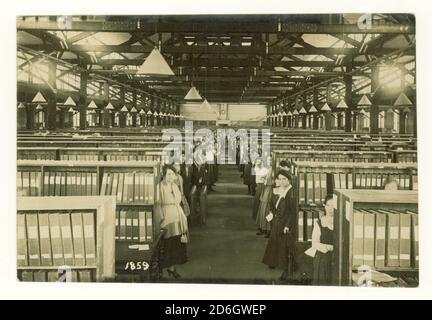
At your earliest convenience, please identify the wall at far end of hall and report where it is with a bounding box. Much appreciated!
[180,103,267,126]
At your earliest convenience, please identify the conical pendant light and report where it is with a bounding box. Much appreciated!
[277,111,283,116]
[184,85,203,100]
[293,109,299,115]
[147,110,153,115]
[287,111,293,116]
[120,105,129,112]
[32,91,46,104]
[137,48,174,76]
[357,94,372,108]
[35,104,44,110]
[321,103,331,111]
[394,92,413,107]
[360,109,367,115]
[105,102,115,110]
[63,96,76,107]
[88,100,98,109]
[200,98,212,110]
[309,105,318,113]
[336,99,348,109]
[68,107,75,113]
[17,102,25,109]
[282,111,287,116]
[299,107,307,114]
[130,107,138,113]
[139,109,145,115]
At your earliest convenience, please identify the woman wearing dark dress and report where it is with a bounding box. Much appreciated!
[158,165,189,279]
[262,170,297,281]
[310,195,335,286]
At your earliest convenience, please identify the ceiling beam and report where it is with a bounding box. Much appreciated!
[63,58,368,68]
[17,20,415,34]
[24,44,416,56]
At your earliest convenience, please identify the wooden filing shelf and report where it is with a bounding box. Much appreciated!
[332,190,418,286]
[17,196,117,282]
[18,147,166,162]
[16,160,161,200]
[17,140,180,148]
[272,150,392,165]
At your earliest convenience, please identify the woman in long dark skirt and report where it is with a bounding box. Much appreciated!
[310,195,335,286]
[243,160,252,194]
[159,165,189,279]
[262,170,297,281]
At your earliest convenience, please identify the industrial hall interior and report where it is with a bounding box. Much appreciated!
[16,14,418,287]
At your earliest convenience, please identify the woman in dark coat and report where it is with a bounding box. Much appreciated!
[309,195,335,286]
[243,160,252,194]
[262,170,297,281]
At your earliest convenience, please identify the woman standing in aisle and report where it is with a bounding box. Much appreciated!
[307,195,335,286]
[243,159,253,195]
[262,170,297,281]
[252,157,269,220]
[158,165,189,279]
[255,158,274,237]
[173,163,191,218]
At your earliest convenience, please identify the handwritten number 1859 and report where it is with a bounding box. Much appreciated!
[124,261,150,271]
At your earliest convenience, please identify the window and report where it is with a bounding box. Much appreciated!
[73,112,80,127]
[379,66,401,89]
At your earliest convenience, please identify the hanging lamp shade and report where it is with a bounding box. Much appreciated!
[105,102,115,110]
[403,106,411,113]
[120,105,129,112]
[293,109,299,115]
[277,111,282,116]
[336,99,348,109]
[63,96,76,107]
[35,104,44,110]
[394,92,413,107]
[147,110,153,115]
[321,103,332,111]
[360,109,367,115]
[139,109,146,115]
[136,48,174,76]
[299,107,307,114]
[87,100,98,109]
[32,91,46,104]
[309,105,318,113]
[200,98,212,110]
[287,111,293,116]
[357,94,372,108]
[17,103,25,109]
[68,107,75,113]
[130,107,138,113]
[282,111,287,116]
[87,109,96,114]
[87,100,98,110]
[184,86,203,100]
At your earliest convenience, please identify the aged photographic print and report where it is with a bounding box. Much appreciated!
[16,14,417,287]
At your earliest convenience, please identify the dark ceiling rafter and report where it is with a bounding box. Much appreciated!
[17,15,415,104]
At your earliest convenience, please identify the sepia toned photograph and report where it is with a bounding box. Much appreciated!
[16,13,418,288]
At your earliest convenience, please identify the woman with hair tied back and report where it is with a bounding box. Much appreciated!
[305,194,335,286]
[158,165,189,279]
[262,170,297,282]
